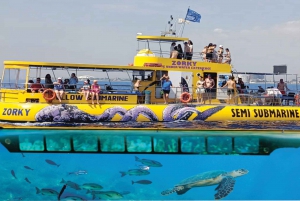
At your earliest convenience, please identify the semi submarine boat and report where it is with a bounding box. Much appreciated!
[0,33,299,127]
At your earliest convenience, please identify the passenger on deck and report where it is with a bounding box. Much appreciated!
[204,74,215,104]
[81,81,91,101]
[258,86,265,93]
[44,74,54,89]
[238,78,246,93]
[53,77,65,103]
[160,74,173,104]
[64,79,70,90]
[196,76,205,104]
[183,42,188,59]
[30,78,44,93]
[134,79,142,91]
[212,44,217,62]
[221,76,236,104]
[27,80,34,92]
[201,46,208,62]
[177,44,183,59]
[186,40,193,60]
[69,73,78,89]
[224,48,231,64]
[91,80,101,104]
[105,84,114,93]
[206,43,214,62]
[171,46,179,59]
[170,42,176,58]
[277,79,289,95]
[218,45,224,63]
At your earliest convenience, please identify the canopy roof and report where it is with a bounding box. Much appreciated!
[137,35,189,42]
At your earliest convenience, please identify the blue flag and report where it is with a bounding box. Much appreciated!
[185,8,201,23]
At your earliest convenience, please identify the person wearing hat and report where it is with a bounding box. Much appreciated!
[81,80,91,101]
[53,77,65,103]
[218,45,224,63]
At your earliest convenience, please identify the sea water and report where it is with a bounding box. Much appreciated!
[0,129,300,200]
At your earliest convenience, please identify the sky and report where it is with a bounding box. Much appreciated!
[1,0,300,75]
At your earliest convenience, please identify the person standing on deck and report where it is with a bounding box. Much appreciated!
[69,73,78,90]
[277,79,289,95]
[160,75,173,104]
[204,74,215,104]
[170,42,176,58]
[221,76,236,104]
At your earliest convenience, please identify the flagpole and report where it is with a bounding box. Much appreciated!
[180,6,190,37]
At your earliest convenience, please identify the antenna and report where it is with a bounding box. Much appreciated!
[161,15,176,36]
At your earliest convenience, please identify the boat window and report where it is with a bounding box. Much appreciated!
[234,137,259,154]
[156,71,168,82]
[1,68,27,89]
[45,135,71,151]
[126,136,152,152]
[181,137,206,153]
[153,136,178,152]
[132,71,154,81]
[19,135,44,151]
[100,135,125,152]
[207,136,232,154]
[73,135,98,152]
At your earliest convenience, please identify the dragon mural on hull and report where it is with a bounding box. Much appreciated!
[35,104,225,122]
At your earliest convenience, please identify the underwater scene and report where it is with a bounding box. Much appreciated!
[0,129,300,200]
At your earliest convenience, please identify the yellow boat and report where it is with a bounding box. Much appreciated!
[0,34,299,125]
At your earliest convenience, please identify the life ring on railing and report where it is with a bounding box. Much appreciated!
[295,94,300,106]
[43,89,56,103]
[180,92,192,103]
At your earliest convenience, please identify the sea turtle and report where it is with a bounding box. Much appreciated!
[161,169,248,200]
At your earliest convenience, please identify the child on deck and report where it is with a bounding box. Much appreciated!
[81,81,91,101]
[91,80,101,104]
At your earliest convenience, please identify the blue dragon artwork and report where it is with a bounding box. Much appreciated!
[35,104,225,122]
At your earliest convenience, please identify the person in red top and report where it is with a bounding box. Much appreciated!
[30,78,44,93]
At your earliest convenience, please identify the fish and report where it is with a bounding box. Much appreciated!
[60,196,86,201]
[60,178,81,190]
[11,170,17,179]
[135,156,162,167]
[24,166,34,170]
[120,169,150,177]
[132,180,152,185]
[68,170,87,175]
[136,164,150,171]
[45,159,60,167]
[21,153,25,157]
[91,191,123,200]
[58,184,67,200]
[81,183,103,191]
[35,187,59,196]
[24,178,31,184]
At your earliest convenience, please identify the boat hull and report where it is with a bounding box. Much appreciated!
[0,103,299,123]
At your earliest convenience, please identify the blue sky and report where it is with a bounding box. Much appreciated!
[1,0,300,74]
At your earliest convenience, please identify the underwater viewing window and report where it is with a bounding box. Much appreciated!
[207,136,232,154]
[19,135,44,151]
[153,136,178,153]
[181,137,206,153]
[100,135,125,152]
[2,130,300,155]
[46,135,71,151]
[234,136,259,154]
[73,134,98,152]
[126,136,152,152]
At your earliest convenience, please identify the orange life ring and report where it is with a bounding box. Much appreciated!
[180,92,191,103]
[43,89,56,103]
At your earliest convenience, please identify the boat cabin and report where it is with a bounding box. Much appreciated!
[0,36,232,104]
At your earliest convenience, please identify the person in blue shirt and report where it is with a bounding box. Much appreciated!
[160,74,173,104]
